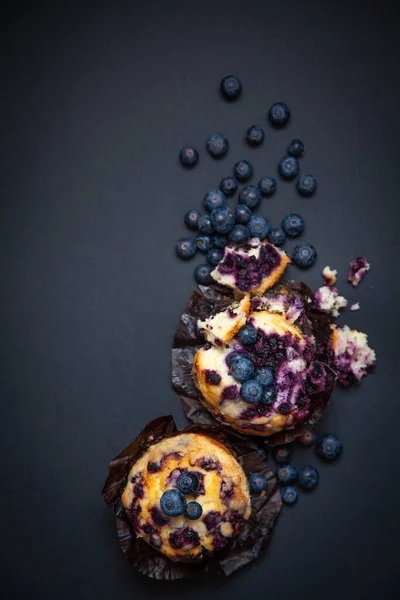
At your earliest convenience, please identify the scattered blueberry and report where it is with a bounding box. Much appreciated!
[272,445,292,465]
[229,356,255,382]
[239,324,258,345]
[249,472,268,492]
[203,189,226,212]
[292,243,317,269]
[227,350,249,366]
[211,206,235,234]
[186,501,203,520]
[268,102,291,127]
[281,486,298,505]
[248,215,271,240]
[255,367,274,387]
[297,174,317,196]
[282,213,305,237]
[180,146,199,167]
[241,379,263,403]
[234,160,253,182]
[267,227,286,247]
[276,464,298,486]
[194,264,213,285]
[238,185,261,208]
[220,176,238,197]
[220,75,242,99]
[198,213,215,235]
[287,139,304,157]
[258,176,277,197]
[176,237,197,259]
[246,125,265,146]
[177,472,200,495]
[257,447,268,462]
[235,204,252,224]
[207,134,229,158]
[262,386,276,405]
[298,427,317,447]
[207,247,224,266]
[278,156,299,180]
[213,234,228,249]
[184,209,201,230]
[316,434,343,461]
[298,466,319,490]
[160,489,186,517]
[228,224,250,245]
[196,235,213,253]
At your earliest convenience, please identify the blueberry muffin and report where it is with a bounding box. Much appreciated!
[121,432,251,562]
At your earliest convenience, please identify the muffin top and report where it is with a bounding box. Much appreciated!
[121,432,251,562]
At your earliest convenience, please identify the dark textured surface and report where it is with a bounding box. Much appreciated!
[1,0,399,598]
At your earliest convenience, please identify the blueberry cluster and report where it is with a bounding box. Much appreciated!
[160,472,203,520]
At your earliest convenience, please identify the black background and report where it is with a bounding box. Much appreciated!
[1,1,399,598]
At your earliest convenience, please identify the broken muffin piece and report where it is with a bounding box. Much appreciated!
[197,294,250,346]
[330,324,376,386]
[348,256,370,287]
[313,286,348,317]
[322,266,337,287]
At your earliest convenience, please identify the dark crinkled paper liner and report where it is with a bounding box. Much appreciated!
[172,281,337,446]
[102,415,282,580]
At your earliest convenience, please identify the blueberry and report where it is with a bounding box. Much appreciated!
[297,174,317,196]
[211,206,235,234]
[278,156,299,180]
[196,235,213,253]
[258,177,277,197]
[198,214,215,235]
[249,472,268,492]
[238,185,261,209]
[267,227,286,247]
[255,367,274,387]
[184,209,201,230]
[276,464,298,486]
[239,324,258,345]
[227,350,249,366]
[220,176,238,197]
[228,224,250,244]
[316,433,343,461]
[281,486,298,505]
[203,189,226,212]
[207,134,229,158]
[207,247,224,266]
[287,139,304,157]
[268,102,291,127]
[272,445,292,465]
[298,466,319,490]
[262,386,276,405]
[234,160,253,182]
[246,125,265,146]
[186,501,203,520]
[177,472,200,495]
[180,146,199,167]
[194,264,213,285]
[248,215,271,240]
[160,489,186,516]
[298,427,317,447]
[257,447,268,462]
[176,237,197,259]
[220,75,242,99]
[235,204,252,224]
[230,356,254,382]
[213,234,228,249]
[292,243,317,268]
[241,379,263,403]
[282,213,305,237]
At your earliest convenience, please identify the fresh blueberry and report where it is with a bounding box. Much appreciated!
[267,227,286,247]
[207,247,224,266]
[298,427,317,447]
[249,472,268,492]
[282,213,305,237]
[234,160,253,182]
[229,356,255,382]
[227,350,249,366]
[241,379,263,403]
[281,486,298,505]
[297,174,317,196]
[316,434,343,461]
[185,501,203,520]
[203,189,226,212]
[177,472,200,495]
[213,234,228,249]
[257,447,268,462]
[287,139,304,157]
[198,213,215,235]
[211,206,235,234]
[176,237,197,259]
[268,102,291,127]
[194,264,213,285]
[272,445,292,465]
[262,386,276,405]
[255,367,274,387]
[246,125,265,146]
[278,156,299,180]
[207,134,229,158]
[238,185,261,208]
[220,176,238,197]
[160,489,186,516]
[220,75,242,100]
[276,464,298,486]
[180,146,199,167]
[248,215,271,240]
[258,176,277,197]
[298,466,319,490]
[228,224,250,244]
[196,235,213,253]
[292,243,317,268]
[239,324,258,345]
[184,209,201,230]
[235,204,252,224]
